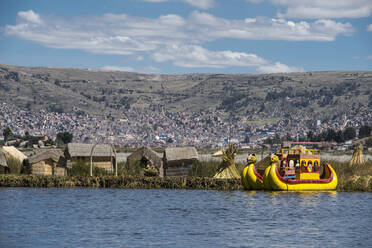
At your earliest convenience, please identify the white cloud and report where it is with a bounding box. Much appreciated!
[367,55,372,60]
[17,10,42,24]
[5,10,353,56]
[257,62,303,73]
[5,10,353,72]
[367,24,372,32]
[352,56,360,59]
[101,65,162,74]
[152,44,303,73]
[142,0,215,9]
[101,66,135,72]
[188,11,353,41]
[272,0,372,19]
[143,66,162,73]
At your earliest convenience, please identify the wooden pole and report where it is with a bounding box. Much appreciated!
[111,144,118,176]
[89,143,98,177]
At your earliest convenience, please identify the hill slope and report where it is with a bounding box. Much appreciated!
[0,64,371,125]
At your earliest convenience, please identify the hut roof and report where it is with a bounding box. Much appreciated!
[66,143,114,157]
[127,147,162,168]
[28,149,63,164]
[1,146,27,163]
[164,147,198,162]
[0,150,8,167]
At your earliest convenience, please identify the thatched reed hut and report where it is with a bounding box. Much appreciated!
[64,143,115,172]
[127,147,164,176]
[0,146,26,174]
[0,150,7,167]
[27,149,66,176]
[1,146,27,164]
[163,147,198,177]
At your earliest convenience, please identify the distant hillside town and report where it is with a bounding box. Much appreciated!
[1,102,371,149]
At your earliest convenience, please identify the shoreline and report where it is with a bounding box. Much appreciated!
[0,175,243,190]
[1,175,371,192]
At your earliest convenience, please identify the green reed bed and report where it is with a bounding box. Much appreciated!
[67,162,109,177]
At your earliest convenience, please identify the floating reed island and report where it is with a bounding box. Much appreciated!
[1,144,371,191]
[0,175,243,190]
[0,158,372,191]
[0,169,371,191]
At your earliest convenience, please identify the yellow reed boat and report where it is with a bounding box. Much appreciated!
[242,154,264,190]
[243,147,337,191]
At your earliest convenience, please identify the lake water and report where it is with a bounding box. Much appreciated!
[1,188,371,248]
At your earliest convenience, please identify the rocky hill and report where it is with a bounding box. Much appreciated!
[0,63,371,125]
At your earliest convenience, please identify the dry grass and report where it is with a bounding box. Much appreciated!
[5,156,22,174]
[324,159,372,191]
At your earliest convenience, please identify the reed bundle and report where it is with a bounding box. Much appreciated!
[349,144,365,166]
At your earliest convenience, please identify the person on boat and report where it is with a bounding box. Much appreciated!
[295,160,300,172]
[308,161,312,172]
[301,160,307,172]
[314,161,319,172]
[280,159,286,171]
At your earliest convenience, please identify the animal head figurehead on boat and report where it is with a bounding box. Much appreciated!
[270,154,279,164]
[247,153,257,164]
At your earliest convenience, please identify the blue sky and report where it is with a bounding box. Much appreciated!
[0,0,371,74]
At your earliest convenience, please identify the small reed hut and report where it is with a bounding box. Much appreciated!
[64,143,115,172]
[127,147,164,177]
[1,146,27,164]
[27,149,66,176]
[0,146,27,174]
[163,147,198,177]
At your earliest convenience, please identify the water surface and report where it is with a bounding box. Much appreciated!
[0,188,371,248]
